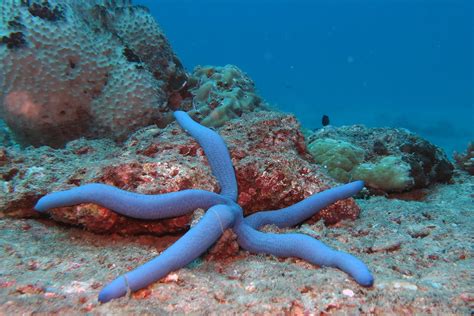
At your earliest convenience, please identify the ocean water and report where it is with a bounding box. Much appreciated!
[136,0,473,156]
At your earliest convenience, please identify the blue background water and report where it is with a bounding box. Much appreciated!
[136,0,473,156]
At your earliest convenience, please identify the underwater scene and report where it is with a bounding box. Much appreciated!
[0,0,472,314]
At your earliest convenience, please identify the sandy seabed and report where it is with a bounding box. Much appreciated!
[0,173,472,315]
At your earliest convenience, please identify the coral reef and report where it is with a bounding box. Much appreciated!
[307,125,454,193]
[453,142,474,175]
[0,0,186,147]
[178,65,268,127]
[0,111,359,235]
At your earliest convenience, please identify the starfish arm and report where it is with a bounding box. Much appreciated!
[34,183,228,219]
[235,221,374,287]
[174,111,238,202]
[245,180,365,229]
[98,203,236,303]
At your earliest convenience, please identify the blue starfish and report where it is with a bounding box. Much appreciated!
[35,111,374,303]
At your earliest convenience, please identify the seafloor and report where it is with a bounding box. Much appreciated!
[0,172,472,314]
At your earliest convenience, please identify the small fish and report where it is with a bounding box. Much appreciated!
[322,115,330,126]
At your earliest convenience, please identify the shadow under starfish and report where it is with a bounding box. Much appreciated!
[35,111,374,303]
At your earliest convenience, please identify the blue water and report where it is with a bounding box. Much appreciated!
[136,0,473,156]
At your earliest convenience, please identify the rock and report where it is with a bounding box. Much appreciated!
[453,142,474,175]
[307,125,454,193]
[0,111,361,234]
[222,111,360,224]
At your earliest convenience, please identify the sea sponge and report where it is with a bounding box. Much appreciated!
[0,0,185,147]
[307,138,365,182]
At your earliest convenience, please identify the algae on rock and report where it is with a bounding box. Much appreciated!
[306,125,453,193]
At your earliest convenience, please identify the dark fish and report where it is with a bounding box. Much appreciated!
[322,115,330,126]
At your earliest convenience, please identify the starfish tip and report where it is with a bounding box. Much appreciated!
[98,277,128,303]
[34,197,48,212]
